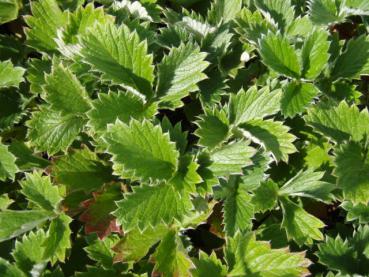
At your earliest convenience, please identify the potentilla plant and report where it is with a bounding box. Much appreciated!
[0,0,369,276]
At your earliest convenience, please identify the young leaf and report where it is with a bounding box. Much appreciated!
[0,141,18,181]
[240,119,297,162]
[281,82,319,118]
[341,201,369,224]
[156,43,209,109]
[84,235,119,268]
[80,22,154,98]
[0,60,25,89]
[259,32,301,78]
[87,91,157,133]
[226,232,311,276]
[152,229,194,277]
[0,210,52,242]
[228,87,282,125]
[281,198,325,246]
[103,119,179,182]
[20,171,62,212]
[334,141,369,204]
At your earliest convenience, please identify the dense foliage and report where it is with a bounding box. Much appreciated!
[1,0,369,276]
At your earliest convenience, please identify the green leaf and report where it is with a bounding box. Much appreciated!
[209,140,256,177]
[207,0,242,24]
[0,194,14,210]
[20,171,62,212]
[259,32,301,78]
[27,56,52,95]
[75,267,116,277]
[85,235,119,268]
[305,101,369,143]
[0,89,24,131]
[161,116,188,154]
[240,119,297,162]
[251,180,279,212]
[0,0,20,24]
[52,147,113,193]
[153,229,193,277]
[228,87,282,125]
[87,91,157,133]
[12,230,48,275]
[0,141,18,181]
[341,201,369,224]
[221,176,254,236]
[301,29,330,79]
[0,210,52,242]
[103,119,179,182]
[113,183,192,231]
[195,108,229,149]
[308,0,344,25]
[0,60,25,89]
[0,258,27,277]
[112,225,167,262]
[226,232,311,276]
[334,141,369,204]
[255,0,295,32]
[43,62,91,115]
[192,252,227,277]
[156,43,208,109]
[24,0,67,52]
[43,214,72,263]
[281,82,319,118]
[281,198,325,246]
[279,170,335,202]
[80,22,154,99]
[331,35,369,79]
[26,107,85,155]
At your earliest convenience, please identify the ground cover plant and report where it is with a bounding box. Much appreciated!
[1,0,369,276]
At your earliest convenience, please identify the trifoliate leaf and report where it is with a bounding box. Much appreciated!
[281,198,325,246]
[113,183,192,231]
[228,87,282,125]
[281,81,319,118]
[12,230,48,276]
[279,170,335,203]
[240,119,297,162]
[207,0,242,24]
[43,62,91,115]
[156,43,208,109]
[317,226,369,275]
[192,252,227,277]
[103,119,179,182]
[301,29,330,79]
[24,0,67,52]
[251,180,279,212]
[87,91,157,133]
[308,0,344,25]
[254,0,295,32]
[52,147,113,193]
[85,234,119,268]
[209,140,256,177]
[152,229,193,277]
[20,171,62,212]
[0,0,20,24]
[26,107,85,155]
[0,60,25,89]
[226,232,311,276]
[43,214,72,263]
[80,22,154,98]
[259,32,301,78]
[113,225,167,262]
[305,101,369,143]
[195,108,229,149]
[331,35,369,79]
[341,201,369,224]
[0,141,18,181]
[334,141,369,204]
[0,210,53,242]
[221,176,254,236]
[0,258,27,277]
